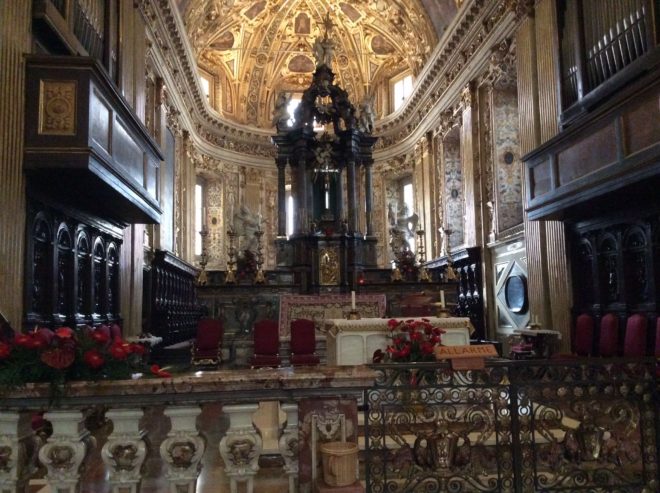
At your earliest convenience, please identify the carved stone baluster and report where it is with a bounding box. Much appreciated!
[38,410,91,493]
[0,411,35,492]
[219,404,263,493]
[159,406,205,493]
[101,409,147,493]
[278,403,299,493]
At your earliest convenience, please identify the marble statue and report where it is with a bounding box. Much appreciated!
[271,92,291,130]
[356,95,375,134]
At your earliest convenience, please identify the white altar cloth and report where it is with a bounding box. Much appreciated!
[324,316,474,365]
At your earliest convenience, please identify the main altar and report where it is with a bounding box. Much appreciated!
[271,16,378,292]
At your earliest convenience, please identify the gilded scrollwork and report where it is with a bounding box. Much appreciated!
[38,80,77,136]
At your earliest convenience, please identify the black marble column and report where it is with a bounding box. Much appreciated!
[276,158,287,237]
[364,160,374,236]
[346,159,358,233]
[335,169,344,224]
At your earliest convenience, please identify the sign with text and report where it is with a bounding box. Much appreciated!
[434,344,498,370]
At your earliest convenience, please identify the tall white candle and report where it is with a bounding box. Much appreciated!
[351,290,356,310]
[440,290,445,308]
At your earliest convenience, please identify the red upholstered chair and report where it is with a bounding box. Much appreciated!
[250,319,281,368]
[574,313,595,356]
[110,323,122,342]
[622,314,647,357]
[191,319,223,366]
[95,324,111,341]
[551,313,594,360]
[598,313,619,357]
[290,318,320,366]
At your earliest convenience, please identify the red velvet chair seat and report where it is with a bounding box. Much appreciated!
[290,318,320,366]
[192,319,223,366]
[623,314,647,357]
[574,313,595,356]
[250,320,281,368]
[552,313,595,360]
[598,313,619,357]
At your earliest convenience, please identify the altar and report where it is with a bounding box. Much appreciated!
[278,294,386,338]
[324,317,474,365]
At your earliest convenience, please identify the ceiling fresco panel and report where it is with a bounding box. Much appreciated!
[178,0,457,129]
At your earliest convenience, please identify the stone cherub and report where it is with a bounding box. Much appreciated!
[271,92,291,131]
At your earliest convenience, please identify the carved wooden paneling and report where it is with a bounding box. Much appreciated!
[570,211,659,319]
[147,250,203,349]
[25,199,123,327]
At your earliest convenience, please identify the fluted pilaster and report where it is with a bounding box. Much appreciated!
[0,1,29,326]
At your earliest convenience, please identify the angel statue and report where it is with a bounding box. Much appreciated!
[312,36,335,68]
[272,92,291,131]
[356,95,376,134]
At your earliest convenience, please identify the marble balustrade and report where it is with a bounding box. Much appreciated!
[0,366,375,493]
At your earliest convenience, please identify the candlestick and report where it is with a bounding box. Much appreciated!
[440,290,445,309]
[351,290,356,310]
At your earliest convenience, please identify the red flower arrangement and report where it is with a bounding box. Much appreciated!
[0,325,167,398]
[373,318,444,363]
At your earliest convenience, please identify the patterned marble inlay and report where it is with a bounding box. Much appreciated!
[493,89,523,232]
[443,133,464,247]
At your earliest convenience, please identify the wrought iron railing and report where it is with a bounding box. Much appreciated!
[365,359,658,492]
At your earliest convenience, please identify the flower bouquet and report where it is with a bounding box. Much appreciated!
[0,325,170,400]
[373,318,445,387]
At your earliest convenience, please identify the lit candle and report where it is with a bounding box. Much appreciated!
[351,290,356,310]
[440,290,445,309]
[202,207,207,228]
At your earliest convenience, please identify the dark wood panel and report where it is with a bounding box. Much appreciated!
[24,197,123,328]
[24,55,163,225]
[623,94,660,155]
[524,69,660,221]
[557,124,617,185]
[146,250,204,350]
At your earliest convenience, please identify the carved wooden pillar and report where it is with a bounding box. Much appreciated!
[364,161,374,236]
[160,406,205,493]
[101,409,147,493]
[277,158,287,237]
[38,411,90,493]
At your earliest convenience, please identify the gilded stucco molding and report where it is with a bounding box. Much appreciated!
[138,0,525,163]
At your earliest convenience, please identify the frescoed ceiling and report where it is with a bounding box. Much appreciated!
[174,0,458,128]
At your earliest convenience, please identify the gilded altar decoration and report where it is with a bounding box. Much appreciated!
[39,80,77,135]
[319,247,339,285]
